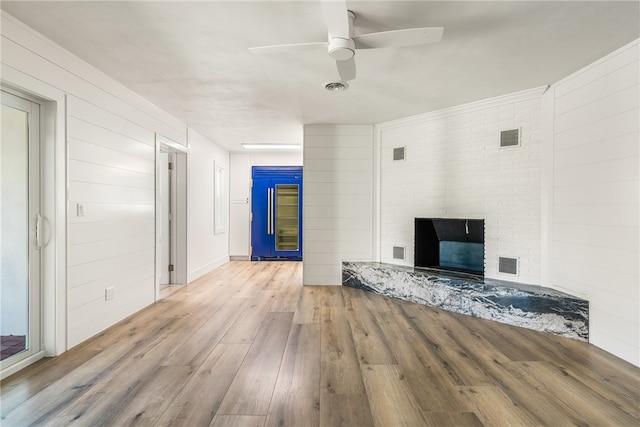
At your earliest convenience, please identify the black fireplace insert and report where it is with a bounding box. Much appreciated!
[414,218,484,274]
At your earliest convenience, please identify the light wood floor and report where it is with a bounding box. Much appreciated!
[1,261,639,426]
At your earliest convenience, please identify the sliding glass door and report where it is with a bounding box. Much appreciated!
[0,91,41,372]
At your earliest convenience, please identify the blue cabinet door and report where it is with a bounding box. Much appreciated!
[251,167,302,260]
[251,176,273,258]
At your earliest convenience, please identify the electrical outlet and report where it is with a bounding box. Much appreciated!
[105,287,115,301]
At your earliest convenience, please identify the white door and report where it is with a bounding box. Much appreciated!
[0,91,42,374]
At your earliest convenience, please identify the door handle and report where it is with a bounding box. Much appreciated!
[267,188,272,235]
[270,187,275,235]
[34,214,51,250]
[35,213,42,249]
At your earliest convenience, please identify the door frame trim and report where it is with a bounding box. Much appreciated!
[0,81,67,379]
[155,134,188,300]
[0,91,41,372]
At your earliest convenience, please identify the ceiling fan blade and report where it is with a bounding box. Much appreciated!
[249,42,327,55]
[354,27,444,49]
[336,57,356,82]
[321,0,350,39]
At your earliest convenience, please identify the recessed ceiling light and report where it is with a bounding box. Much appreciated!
[241,143,301,150]
[324,81,348,91]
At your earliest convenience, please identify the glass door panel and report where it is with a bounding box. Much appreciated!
[0,91,41,370]
[275,184,299,251]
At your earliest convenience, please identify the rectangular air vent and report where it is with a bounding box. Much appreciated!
[499,257,518,275]
[393,146,406,161]
[500,129,520,147]
[392,246,405,260]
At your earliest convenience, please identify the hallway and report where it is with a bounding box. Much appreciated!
[1,261,638,426]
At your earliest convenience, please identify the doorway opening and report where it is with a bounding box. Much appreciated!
[155,136,187,299]
[250,166,303,261]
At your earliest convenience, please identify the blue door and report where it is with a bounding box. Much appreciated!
[251,167,302,260]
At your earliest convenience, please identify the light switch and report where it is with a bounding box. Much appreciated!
[77,203,85,217]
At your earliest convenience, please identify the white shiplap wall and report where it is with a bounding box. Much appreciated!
[0,13,186,146]
[378,89,544,285]
[67,97,157,346]
[303,125,374,285]
[1,11,219,350]
[549,40,639,366]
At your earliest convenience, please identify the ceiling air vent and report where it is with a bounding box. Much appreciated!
[499,257,518,275]
[393,146,406,161]
[392,246,405,260]
[500,129,520,148]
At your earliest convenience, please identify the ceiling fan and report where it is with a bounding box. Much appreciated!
[248,0,444,82]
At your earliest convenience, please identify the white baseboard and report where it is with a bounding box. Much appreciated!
[188,255,230,283]
[1,351,45,380]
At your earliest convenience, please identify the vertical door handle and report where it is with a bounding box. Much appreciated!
[270,187,275,236]
[267,188,272,235]
[35,213,42,249]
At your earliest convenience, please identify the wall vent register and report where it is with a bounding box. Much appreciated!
[499,257,518,275]
[392,246,405,260]
[393,146,406,161]
[500,128,520,147]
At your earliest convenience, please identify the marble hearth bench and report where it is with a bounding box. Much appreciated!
[342,261,588,341]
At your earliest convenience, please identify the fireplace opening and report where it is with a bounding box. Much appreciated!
[414,218,484,275]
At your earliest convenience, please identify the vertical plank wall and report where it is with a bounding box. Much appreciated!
[550,40,639,366]
[303,125,374,285]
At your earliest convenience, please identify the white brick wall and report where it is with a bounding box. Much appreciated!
[548,40,639,366]
[378,88,544,285]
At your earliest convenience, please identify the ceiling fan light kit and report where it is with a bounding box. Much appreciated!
[249,0,443,84]
[328,38,355,61]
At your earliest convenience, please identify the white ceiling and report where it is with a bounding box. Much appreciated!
[2,1,638,152]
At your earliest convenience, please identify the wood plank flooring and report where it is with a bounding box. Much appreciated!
[1,261,639,426]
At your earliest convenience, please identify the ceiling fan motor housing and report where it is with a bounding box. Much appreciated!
[328,37,355,60]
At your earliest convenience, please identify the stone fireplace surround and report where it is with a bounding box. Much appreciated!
[342,262,588,341]
[342,217,588,341]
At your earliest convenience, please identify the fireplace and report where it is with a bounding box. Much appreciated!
[415,218,484,274]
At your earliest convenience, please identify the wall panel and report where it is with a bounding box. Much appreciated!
[2,10,191,350]
[2,13,186,144]
[186,128,230,281]
[550,40,639,366]
[2,10,230,352]
[303,125,374,285]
